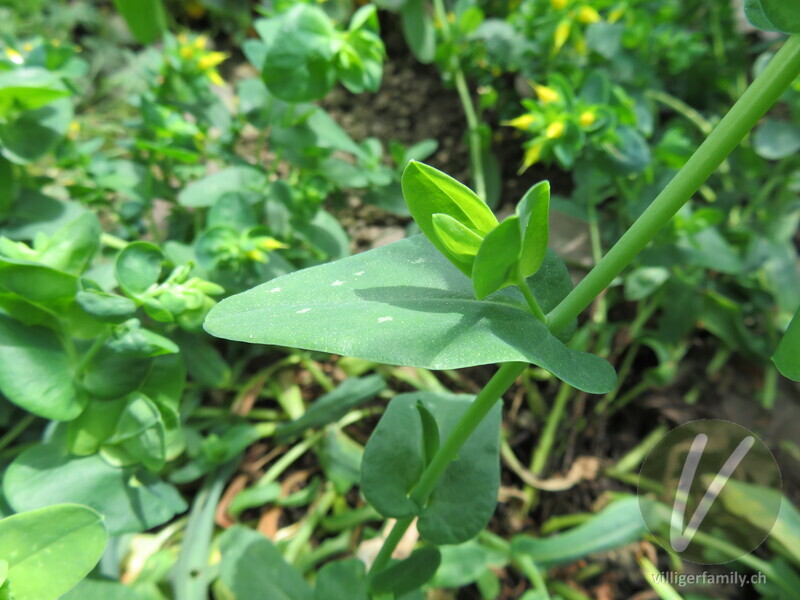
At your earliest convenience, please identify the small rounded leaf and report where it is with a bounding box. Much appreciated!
[431,213,483,275]
[516,181,550,278]
[472,217,522,300]
[115,242,164,297]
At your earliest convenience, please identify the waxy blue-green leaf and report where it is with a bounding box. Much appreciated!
[178,166,267,208]
[744,0,800,33]
[402,161,498,275]
[0,314,82,420]
[0,504,107,600]
[516,181,550,277]
[205,235,613,393]
[361,392,501,545]
[115,242,163,297]
[315,559,368,600]
[4,444,186,535]
[472,217,522,300]
[431,212,482,273]
[773,307,800,381]
[371,546,441,596]
[218,526,313,600]
[511,497,664,568]
[262,4,337,103]
[112,0,167,43]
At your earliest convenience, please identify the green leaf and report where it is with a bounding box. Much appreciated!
[205,235,615,393]
[516,181,550,278]
[402,162,498,276]
[36,212,100,276]
[218,525,313,600]
[4,444,187,535]
[361,392,501,544]
[76,290,137,323]
[115,242,163,297]
[315,559,368,600]
[262,5,337,103]
[112,0,167,44]
[430,539,508,588]
[276,374,385,440]
[472,217,522,300]
[337,8,385,94]
[0,504,107,600]
[511,497,660,568]
[60,577,140,600]
[744,0,800,33]
[370,546,441,596]
[773,306,800,381]
[0,314,82,420]
[430,213,483,273]
[717,479,800,565]
[0,257,78,305]
[753,118,800,160]
[0,69,69,115]
[208,192,257,231]
[178,166,267,208]
[416,400,440,468]
[0,98,72,164]
[318,429,363,494]
[401,0,436,64]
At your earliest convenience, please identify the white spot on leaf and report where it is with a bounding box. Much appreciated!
[331,280,345,286]
[296,308,312,314]
[377,316,393,323]
[268,287,281,293]
[410,258,427,264]
[354,271,365,276]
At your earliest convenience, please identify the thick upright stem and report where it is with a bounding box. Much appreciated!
[547,34,800,334]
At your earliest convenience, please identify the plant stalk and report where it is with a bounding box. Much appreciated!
[369,361,526,574]
[547,34,800,334]
[431,0,487,202]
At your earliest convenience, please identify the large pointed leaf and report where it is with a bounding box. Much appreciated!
[0,504,107,600]
[205,235,614,394]
[361,392,501,545]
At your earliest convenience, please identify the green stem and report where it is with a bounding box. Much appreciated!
[516,272,547,323]
[0,413,36,452]
[431,0,487,202]
[547,34,800,334]
[369,361,526,574]
[529,381,572,475]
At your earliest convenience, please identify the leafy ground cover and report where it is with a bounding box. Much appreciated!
[1,0,800,599]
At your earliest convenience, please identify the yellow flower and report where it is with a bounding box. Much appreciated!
[503,114,537,131]
[545,121,565,139]
[519,143,543,174]
[246,249,267,263]
[577,6,601,24]
[207,70,224,86]
[553,20,571,53]
[180,46,194,60]
[22,43,33,53]
[551,0,568,9]
[194,35,208,50]
[198,51,227,71]
[579,110,596,127]
[534,84,560,105]
[4,48,23,65]
[259,237,289,251]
